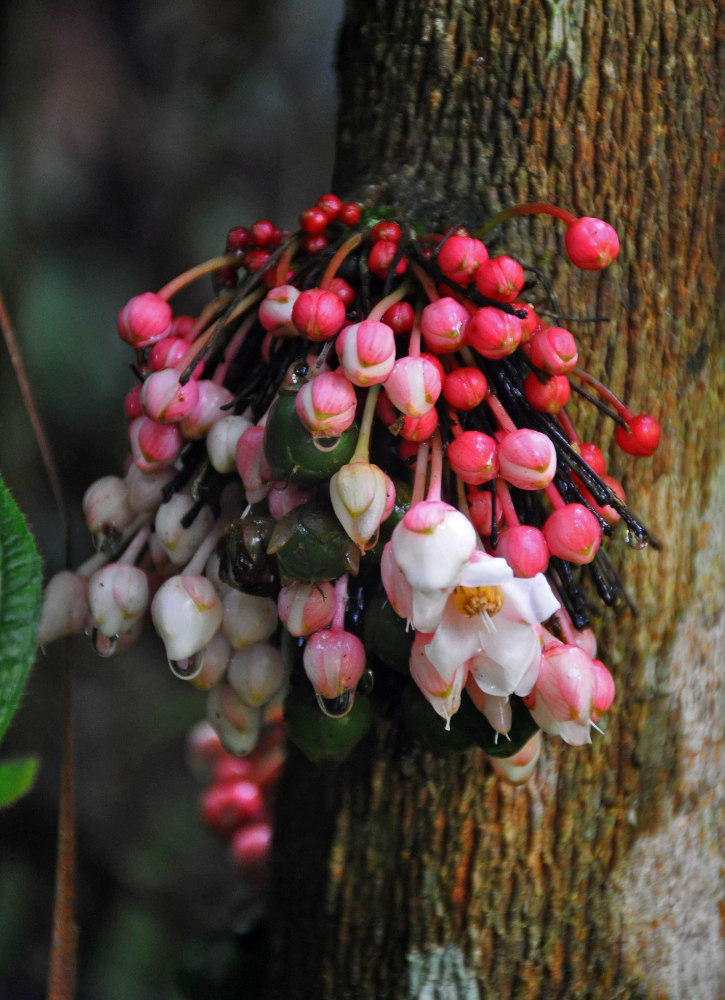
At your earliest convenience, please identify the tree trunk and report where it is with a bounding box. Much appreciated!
[269,2,725,997]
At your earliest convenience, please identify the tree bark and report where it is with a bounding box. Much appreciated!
[269,2,725,997]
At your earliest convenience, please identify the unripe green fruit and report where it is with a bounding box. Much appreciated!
[284,683,373,762]
[264,387,358,485]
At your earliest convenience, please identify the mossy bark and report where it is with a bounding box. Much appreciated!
[269,2,725,997]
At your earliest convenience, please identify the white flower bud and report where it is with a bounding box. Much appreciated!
[221,590,277,650]
[87,563,149,638]
[206,415,252,474]
[154,494,215,566]
[151,574,223,662]
[38,571,89,645]
[82,475,135,550]
[227,642,287,707]
[207,683,262,755]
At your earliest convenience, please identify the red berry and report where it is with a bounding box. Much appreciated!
[250,219,278,247]
[316,193,342,219]
[338,201,362,226]
[213,265,238,290]
[329,277,355,307]
[383,300,415,335]
[242,249,271,273]
[615,413,660,457]
[475,255,525,303]
[226,226,250,252]
[447,430,498,485]
[565,217,619,271]
[442,367,488,410]
[300,206,329,235]
[371,220,401,243]
[523,372,571,413]
[302,233,328,255]
[368,240,406,278]
[579,442,607,477]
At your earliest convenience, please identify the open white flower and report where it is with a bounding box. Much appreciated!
[423,550,559,699]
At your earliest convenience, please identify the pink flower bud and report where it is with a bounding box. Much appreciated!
[129,416,183,472]
[207,683,262,755]
[514,302,540,344]
[591,659,615,720]
[124,384,143,421]
[227,642,287,707]
[380,541,414,621]
[154,493,215,566]
[222,590,278,650]
[467,490,504,537]
[579,442,607,477]
[258,284,300,332]
[420,297,469,353]
[437,235,488,285]
[467,307,522,359]
[295,371,358,438]
[87,563,150,638]
[474,255,524,303]
[151,574,224,662]
[277,580,336,636]
[446,430,498,485]
[292,287,347,341]
[267,482,317,520]
[409,631,463,728]
[487,731,541,784]
[125,464,176,513]
[494,525,550,577]
[527,326,578,375]
[442,367,488,410]
[189,630,232,689]
[330,461,391,551]
[117,292,172,348]
[235,425,273,503]
[615,413,661,457]
[384,355,442,417]
[201,780,265,836]
[336,320,396,386]
[82,475,136,546]
[179,381,235,439]
[498,429,557,490]
[206,415,253,474]
[392,500,477,592]
[382,300,414,334]
[149,337,188,371]
[329,277,355,307]
[141,368,200,423]
[38,571,89,644]
[565,217,619,271]
[525,643,596,744]
[368,239,406,278]
[303,628,366,704]
[543,503,602,564]
[398,406,440,442]
[523,373,571,413]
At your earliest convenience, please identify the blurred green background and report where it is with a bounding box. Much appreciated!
[0,1,340,996]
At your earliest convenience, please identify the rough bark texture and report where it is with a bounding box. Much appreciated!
[269,2,725,998]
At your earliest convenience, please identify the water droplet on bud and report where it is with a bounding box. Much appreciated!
[91,628,119,657]
[168,651,205,680]
[625,530,648,550]
[316,690,355,718]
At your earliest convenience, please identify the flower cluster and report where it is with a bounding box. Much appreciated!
[39,192,659,775]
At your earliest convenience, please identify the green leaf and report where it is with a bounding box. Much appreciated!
[0,754,40,807]
[0,476,42,742]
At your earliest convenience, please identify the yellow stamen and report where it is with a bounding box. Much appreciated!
[453,585,504,618]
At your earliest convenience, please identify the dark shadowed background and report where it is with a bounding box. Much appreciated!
[0,2,340,996]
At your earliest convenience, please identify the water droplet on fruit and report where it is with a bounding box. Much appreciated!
[316,690,355,718]
[168,650,205,680]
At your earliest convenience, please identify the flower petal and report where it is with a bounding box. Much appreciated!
[499,572,559,624]
[467,621,539,696]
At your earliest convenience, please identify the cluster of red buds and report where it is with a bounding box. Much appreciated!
[39,191,659,773]
[186,709,285,886]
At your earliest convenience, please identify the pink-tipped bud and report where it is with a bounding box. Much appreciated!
[523,373,571,413]
[87,563,149,638]
[543,503,602,564]
[141,368,200,423]
[467,307,522,359]
[230,823,272,885]
[442,367,488,410]
[409,631,463,729]
[129,416,183,472]
[498,429,557,490]
[615,413,661,457]
[420,297,470,354]
[392,500,477,592]
[124,384,144,421]
[82,475,136,548]
[495,525,550,577]
[527,326,578,375]
[258,284,300,333]
[524,643,596,745]
[488,731,542,784]
[277,580,336,636]
[292,287,347,341]
[38,571,89,645]
[149,337,190,372]
[303,628,366,709]
[437,234,488,285]
[446,430,498,485]
[179,381,235,440]
[227,642,287,708]
[565,217,619,271]
[151,574,223,662]
[474,255,525,303]
[591,659,615,720]
[295,371,358,438]
[330,461,391,551]
[125,464,176,513]
[222,590,278,651]
[384,355,442,417]
[206,415,253,474]
[207,683,262,755]
[235,425,273,503]
[380,541,414,621]
[382,300,415,334]
[336,320,396,386]
[467,490,504,537]
[117,292,172,348]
